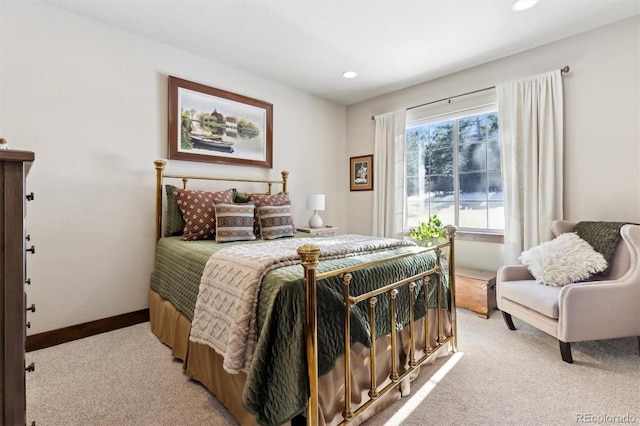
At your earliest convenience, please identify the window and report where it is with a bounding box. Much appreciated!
[405,105,503,233]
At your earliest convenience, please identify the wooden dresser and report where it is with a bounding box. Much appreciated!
[1,150,35,425]
[455,267,497,319]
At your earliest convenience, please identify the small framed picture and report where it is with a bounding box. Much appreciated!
[350,155,373,191]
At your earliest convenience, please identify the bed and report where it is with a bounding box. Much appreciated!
[149,159,458,426]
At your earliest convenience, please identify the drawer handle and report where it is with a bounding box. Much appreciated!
[26,321,31,329]
[26,304,36,313]
[26,192,35,201]
[25,278,31,285]
[26,245,35,254]
[25,362,35,373]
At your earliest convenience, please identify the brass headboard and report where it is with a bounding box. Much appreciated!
[154,159,289,241]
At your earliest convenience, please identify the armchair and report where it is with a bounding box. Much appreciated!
[496,220,640,363]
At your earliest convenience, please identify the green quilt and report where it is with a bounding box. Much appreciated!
[150,236,448,425]
[150,236,272,321]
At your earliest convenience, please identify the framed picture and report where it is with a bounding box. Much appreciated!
[168,76,273,168]
[350,155,373,191]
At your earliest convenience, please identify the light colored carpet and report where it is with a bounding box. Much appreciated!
[26,309,639,425]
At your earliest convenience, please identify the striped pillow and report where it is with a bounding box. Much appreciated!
[248,192,296,235]
[215,202,257,242]
[258,204,295,240]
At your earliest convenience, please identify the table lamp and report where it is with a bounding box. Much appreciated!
[306,194,325,228]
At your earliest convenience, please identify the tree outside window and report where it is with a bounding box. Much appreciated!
[405,109,503,232]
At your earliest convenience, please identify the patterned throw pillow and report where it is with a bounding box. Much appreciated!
[165,184,185,237]
[247,192,296,235]
[174,188,234,241]
[215,202,257,242]
[257,204,295,240]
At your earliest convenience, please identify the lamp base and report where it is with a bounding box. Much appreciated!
[308,212,323,228]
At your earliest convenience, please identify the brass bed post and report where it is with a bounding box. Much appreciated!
[389,289,399,382]
[342,273,354,421]
[436,247,443,344]
[281,170,289,193]
[445,225,458,352]
[154,159,167,242]
[298,244,321,426]
[368,297,379,399]
[408,282,416,367]
[424,277,430,354]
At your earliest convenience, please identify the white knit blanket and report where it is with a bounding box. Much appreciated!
[189,234,414,374]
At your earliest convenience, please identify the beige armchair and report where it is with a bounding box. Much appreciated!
[496,220,640,363]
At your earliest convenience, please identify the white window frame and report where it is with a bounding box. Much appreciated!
[404,102,503,238]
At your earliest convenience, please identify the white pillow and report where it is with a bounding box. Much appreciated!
[518,232,607,287]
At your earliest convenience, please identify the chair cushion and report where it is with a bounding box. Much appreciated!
[498,280,561,319]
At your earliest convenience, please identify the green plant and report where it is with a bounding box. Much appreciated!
[410,214,446,246]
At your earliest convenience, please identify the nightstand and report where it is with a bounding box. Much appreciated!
[298,226,338,237]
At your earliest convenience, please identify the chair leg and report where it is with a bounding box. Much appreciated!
[637,337,640,356]
[559,341,573,363]
[501,311,517,330]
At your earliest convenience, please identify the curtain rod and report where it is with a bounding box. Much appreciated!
[370,65,570,120]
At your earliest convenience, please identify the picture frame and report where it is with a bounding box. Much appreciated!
[350,154,373,191]
[168,76,273,168]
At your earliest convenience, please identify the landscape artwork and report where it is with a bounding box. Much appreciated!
[168,76,273,168]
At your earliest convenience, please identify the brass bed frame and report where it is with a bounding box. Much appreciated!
[153,159,458,426]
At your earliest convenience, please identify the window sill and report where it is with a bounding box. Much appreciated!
[455,231,503,244]
[403,229,504,244]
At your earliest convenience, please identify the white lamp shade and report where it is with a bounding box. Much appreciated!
[305,194,325,211]
[511,0,537,11]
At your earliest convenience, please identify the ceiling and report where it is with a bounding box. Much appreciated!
[40,0,639,105]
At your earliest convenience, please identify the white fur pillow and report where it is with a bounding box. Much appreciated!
[519,232,607,287]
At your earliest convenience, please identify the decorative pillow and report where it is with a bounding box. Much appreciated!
[247,192,296,235]
[518,232,608,287]
[258,204,295,240]
[215,202,257,242]
[575,221,630,276]
[165,184,185,237]
[174,188,234,241]
[232,189,251,204]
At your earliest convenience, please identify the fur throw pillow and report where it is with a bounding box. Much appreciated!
[519,232,607,287]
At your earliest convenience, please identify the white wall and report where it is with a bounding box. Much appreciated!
[346,16,640,271]
[0,0,347,334]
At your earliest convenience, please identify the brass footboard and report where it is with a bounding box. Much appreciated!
[299,226,457,425]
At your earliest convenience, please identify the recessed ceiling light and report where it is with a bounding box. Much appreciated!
[511,0,538,11]
[342,71,358,79]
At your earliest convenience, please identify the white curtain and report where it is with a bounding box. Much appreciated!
[497,70,564,265]
[372,110,406,239]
